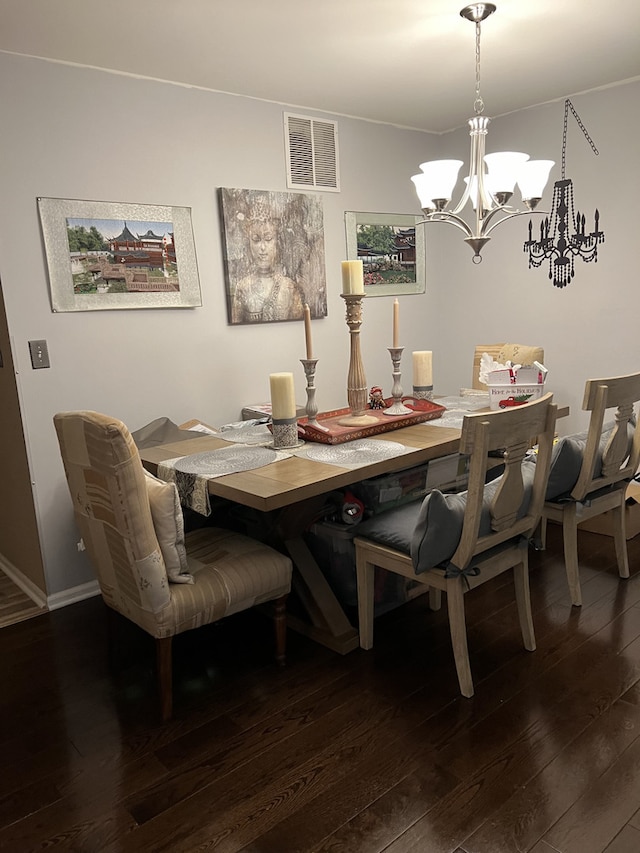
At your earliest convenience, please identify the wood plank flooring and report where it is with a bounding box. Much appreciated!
[0,571,45,629]
[1,523,640,851]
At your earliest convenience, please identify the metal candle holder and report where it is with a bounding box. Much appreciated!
[338,293,377,427]
[384,347,413,416]
[412,385,434,401]
[300,358,319,426]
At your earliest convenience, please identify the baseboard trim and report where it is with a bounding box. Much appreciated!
[0,554,47,609]
[47,580,100,611]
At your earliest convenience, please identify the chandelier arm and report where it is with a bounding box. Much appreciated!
[483,208,548,238]
[416,212,474,238]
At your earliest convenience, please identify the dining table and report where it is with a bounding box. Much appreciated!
[138,396,566,654]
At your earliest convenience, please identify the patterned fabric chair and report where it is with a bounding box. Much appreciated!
[54,410,292,720]
[539,372,640,606]
[354,393,557,698]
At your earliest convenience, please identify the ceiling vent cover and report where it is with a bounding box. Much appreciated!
[284,113,340,192]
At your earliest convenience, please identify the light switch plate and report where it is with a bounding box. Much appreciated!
[29,339,50,369]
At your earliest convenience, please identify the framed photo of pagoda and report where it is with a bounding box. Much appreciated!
[37,197,201,312]
[344,211,425,297]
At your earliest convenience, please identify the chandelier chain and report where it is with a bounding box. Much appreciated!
[562,99,600,179]
[474,20,484,115]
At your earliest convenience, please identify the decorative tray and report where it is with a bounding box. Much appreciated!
[295,398,445,445]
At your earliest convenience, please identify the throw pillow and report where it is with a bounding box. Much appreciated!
[356,461,535,575]
[545,421,635,501]
[143,469,193,584]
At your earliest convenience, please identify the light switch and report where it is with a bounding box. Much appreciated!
[29,339,50,369]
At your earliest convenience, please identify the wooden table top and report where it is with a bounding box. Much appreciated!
[138,423,462,513]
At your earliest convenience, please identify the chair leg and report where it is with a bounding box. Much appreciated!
[561,504,582,606]
[446,578,473,698]
[356,552,375,650]
[611,502,630,579]
[156,636,173,722]
[538,515,548,550]
[273,594,287,667]
[428,587,442,611]
[513,558,536,652]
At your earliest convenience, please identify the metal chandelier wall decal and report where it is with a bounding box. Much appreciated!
[411,3,555,263]
[524,99,605,288]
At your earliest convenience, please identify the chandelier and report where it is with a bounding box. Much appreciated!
[523,99,605,288]
[411,3,554,263]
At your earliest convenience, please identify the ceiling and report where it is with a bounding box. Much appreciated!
[2,0,639,134]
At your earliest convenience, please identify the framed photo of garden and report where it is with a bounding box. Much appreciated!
[344,211,425,297]
[37,197,201,312]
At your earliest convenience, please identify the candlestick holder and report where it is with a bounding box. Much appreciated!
[412,384,434,401]
[384,346,413,416]
[301,358,319,426]
[338,293,377,427]
[271,417,301,449]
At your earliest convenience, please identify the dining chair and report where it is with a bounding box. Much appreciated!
[472,343,545,390]
[538,371,640,606]
[54,410,293,721]
[354,393,557,698]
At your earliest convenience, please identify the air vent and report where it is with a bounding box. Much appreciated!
[284,113,340,192]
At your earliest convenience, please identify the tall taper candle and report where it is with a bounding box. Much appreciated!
[393,298,400,348]
[303,303,313,359]
[341,260,364,295]
[412,350,433,387]
[269,372,296,420]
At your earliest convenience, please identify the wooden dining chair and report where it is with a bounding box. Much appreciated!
[54,410,293,721]
[472,343,544,390]
[539,371,640,606]
[354,393,557,698]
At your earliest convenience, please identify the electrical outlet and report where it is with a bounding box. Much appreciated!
[28,339,50,369]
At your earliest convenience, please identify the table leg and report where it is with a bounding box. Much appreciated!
[277,497,360,655]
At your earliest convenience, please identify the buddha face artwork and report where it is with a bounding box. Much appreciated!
[220,187,327,325]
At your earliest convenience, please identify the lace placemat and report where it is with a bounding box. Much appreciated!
[300,438,411,469]
[158,446,290,515]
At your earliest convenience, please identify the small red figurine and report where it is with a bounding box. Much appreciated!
[369,385,385,409]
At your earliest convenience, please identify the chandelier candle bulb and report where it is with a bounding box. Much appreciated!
[393,299,400,348]
[303,303,313,359]
[269,372,296,420]
[341,260,364,295]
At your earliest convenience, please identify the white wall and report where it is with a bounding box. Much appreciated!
[0,51,637,600]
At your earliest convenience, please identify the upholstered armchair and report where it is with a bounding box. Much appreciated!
[54,410,292,720]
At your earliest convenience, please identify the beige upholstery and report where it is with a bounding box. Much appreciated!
[54,410,292,720]
[355,393,557,698]
[539,372,640,606]
[472,343,545,390]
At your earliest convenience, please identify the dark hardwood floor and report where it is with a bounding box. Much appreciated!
[2,523,640,852]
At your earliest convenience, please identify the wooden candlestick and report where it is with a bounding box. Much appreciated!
[338,293,377,427]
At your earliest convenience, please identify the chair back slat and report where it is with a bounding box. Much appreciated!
[451,393,557,571]
[571,372,640,502]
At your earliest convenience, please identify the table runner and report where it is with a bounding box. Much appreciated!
[157,445,291,515]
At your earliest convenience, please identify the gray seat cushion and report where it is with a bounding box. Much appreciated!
[356,460,536,575]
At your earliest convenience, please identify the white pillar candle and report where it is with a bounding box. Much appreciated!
[269,372,296,420]
[412,351,433,387]
[393,299,400,348]
[303,303,313,359]
[341,260,364,295]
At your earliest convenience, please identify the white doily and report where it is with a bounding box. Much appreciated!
[217,424,273,445]
[304,438,410,468]
[173,445,282,476]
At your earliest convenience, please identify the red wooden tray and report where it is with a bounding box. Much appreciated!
[295,398,445,444]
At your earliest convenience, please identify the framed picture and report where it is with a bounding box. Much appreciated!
[219,187,327,325]
[345,211,425,297]
[37,197,201,311]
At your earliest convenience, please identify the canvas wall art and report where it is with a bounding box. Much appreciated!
[219,187,327,325]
